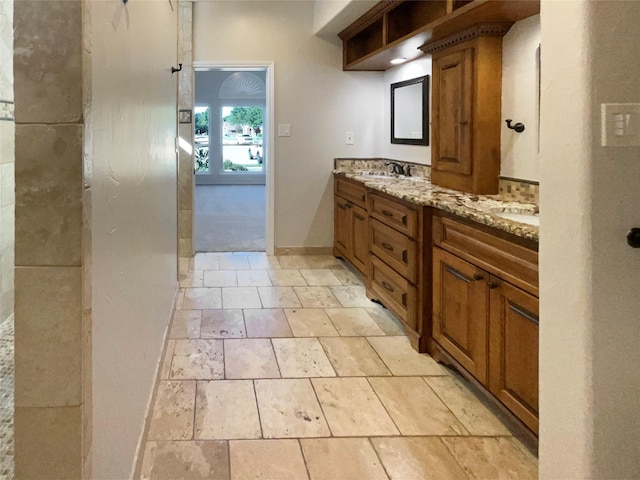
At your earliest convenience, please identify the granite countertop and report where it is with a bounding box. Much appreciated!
[333,170,539,242]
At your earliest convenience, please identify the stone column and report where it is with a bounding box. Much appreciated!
[13,1,90,478]
[178,1,194,257]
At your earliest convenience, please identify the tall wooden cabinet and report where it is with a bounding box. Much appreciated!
[423,25,510,194]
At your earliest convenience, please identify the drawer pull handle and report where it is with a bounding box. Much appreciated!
[382,242,394,251]
[381,281,394,292]
[337,203,348,210]
[354,213,365,221]
[488,281,499,289]
[473,273,484,281]
[382,210,394,217]
[508,304,539,325]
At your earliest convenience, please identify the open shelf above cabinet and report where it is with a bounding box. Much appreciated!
[338,0,540,71]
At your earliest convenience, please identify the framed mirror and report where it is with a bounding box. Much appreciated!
[391,75,429,145]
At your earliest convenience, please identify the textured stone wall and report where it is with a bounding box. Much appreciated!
[13,2,87,478]
[178,1,194,257]
[0,0,14,325]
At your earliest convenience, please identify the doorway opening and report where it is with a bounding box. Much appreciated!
[193,67,271,253]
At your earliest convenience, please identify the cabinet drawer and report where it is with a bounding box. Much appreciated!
[370,219,417,283]
[335,177,366,208]
[370,193,418,238]
[433,215,538,296]
[370,256,417,330]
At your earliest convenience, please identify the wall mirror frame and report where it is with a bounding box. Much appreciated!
[391,75,430,146]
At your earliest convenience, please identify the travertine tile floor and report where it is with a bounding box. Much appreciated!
[138,253,537,480]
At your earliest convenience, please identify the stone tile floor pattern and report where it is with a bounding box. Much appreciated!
[0,315,13,480]
[138,253,537,480]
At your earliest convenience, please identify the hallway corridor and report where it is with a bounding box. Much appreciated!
[136,253,537,479]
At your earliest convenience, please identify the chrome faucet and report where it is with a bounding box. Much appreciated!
[385,161,405,175]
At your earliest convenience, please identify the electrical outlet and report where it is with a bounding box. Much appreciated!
[346,132,354,145]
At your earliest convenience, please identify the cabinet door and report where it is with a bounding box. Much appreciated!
[432,48,473,175]
[489,278,539,433]
[334,197,351,257]
[433,247,488,383]
[350,204,369,277]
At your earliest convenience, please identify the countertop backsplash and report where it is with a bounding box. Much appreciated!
[334,158,539,205]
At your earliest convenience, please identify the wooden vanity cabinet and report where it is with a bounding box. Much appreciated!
[432,212,539,434]
[333,177,369,278]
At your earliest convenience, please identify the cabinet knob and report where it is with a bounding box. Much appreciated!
[487,281,499,289]
[473,273,484,281]
[627,228,640,248]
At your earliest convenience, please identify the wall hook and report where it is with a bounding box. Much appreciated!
[171,63,183,74]
[505,119,525,133]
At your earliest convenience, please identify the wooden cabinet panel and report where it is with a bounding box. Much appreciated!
[433,215,538,296]
[433,247,488,383]
[489,278,539,433]
[335,177,367,208]
[370,256,418,330]
[370,218,417,283]
[432,47,473,175]
[334,196,350,257]
[369,193,418,237]
[351,204,370,277]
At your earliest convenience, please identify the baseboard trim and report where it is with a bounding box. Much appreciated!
[274,247,333,256]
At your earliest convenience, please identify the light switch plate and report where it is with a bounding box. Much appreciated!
[278,124,291,137]
[601,103,640,147]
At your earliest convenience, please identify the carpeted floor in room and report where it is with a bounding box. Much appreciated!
[195,185,266,252]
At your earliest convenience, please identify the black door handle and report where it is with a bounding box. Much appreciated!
[627,228,640,248]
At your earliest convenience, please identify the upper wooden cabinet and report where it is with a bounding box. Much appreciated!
[428,28,507,194]
[338,0,539,71]
[432,47,474,177]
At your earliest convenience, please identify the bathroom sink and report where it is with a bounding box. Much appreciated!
[364,174,394,179]
[491,207,539,226]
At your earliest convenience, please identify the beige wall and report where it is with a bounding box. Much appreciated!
[539,1,640,478]
[312,0,377,45]
[89,2,178,478]
[0,0,14,325]
[194,0,384,249]
[501,15,540,182]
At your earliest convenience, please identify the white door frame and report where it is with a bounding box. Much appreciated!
[193,61,275,255]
